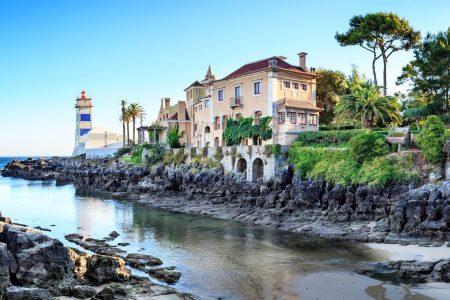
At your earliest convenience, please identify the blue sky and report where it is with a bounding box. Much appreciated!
[0,0,449,156]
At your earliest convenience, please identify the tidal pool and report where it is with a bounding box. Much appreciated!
[1,171,448,299]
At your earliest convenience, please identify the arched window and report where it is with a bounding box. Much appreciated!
[204,126,211,133]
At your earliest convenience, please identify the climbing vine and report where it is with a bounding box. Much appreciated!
[222,116,272,146]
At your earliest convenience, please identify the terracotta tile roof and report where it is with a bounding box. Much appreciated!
[274,98,322,111]
[220,56,312,80]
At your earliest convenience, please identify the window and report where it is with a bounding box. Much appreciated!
[236,113,242,120]
[204,126,211,133]
[278,112,285,124]
[234,85,241,98]
[301,83,308,91]
[288,112,297,124]
[198,105,202,111]
[283,81,291,89]
[299,113,307,125]
[194,124,198,132]
[309,114,317,126]
[214,117,220,130]
[293,82,299,90]
[218,89,224,101]
[253,81,261,95]
[205,99,211,107]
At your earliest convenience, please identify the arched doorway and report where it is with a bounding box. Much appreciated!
[236,158,247,179]
[252,158,264,182]
[214,137,219,147]
[204,126,211,133]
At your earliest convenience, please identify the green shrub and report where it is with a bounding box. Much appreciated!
[163,149,174,165]
[116,146,132,157]
[145,144,165,165]
[289,143,419,186]
[309,154,359,185]
[416,115,446,165]
[173,148,186,165]
[348,132,389,163]
[288,144,349,177]
[167,124,181,148]
[357,156,420,186]
[296,129,366,147]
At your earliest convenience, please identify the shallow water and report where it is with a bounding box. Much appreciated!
[1,158,449,299]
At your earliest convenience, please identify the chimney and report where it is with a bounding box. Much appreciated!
[298,52,307,70]
[164,98,171,109]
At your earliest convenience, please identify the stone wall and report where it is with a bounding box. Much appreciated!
[177,145,288,182]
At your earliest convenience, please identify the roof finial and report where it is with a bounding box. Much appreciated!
[204,65,215,82]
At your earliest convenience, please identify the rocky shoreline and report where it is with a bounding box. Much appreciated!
[1,157,450,290]
[0,213,193,300]
[2,157,449,246]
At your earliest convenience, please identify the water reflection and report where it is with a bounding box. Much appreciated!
[0,176,447,299]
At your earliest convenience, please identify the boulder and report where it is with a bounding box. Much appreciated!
[86,255,130,285]
[14,239,75,288]
[5,286,53,300]
[147,268,181,284]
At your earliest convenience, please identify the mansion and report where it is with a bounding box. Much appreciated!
[152,52,321,147]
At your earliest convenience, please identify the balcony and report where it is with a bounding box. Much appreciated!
[230,97,243,108]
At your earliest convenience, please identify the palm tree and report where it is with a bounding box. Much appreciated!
[119,110,132,146]
[120,99,127,146]
[127,103,145,145]
[334,82,402,128]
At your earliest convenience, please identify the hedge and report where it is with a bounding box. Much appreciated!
[296,129,366,147]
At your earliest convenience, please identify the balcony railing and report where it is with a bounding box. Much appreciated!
[230,97,243,108]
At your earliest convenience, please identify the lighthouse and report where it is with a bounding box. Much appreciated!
[74,90,93,147]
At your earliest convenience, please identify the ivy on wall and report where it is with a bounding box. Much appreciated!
[222,116,272,146]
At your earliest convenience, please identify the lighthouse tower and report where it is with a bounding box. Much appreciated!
[74,90,93,146]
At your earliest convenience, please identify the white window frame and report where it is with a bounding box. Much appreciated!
[253,80,262,96]
[204,99,211,108]
[218,89,224,102]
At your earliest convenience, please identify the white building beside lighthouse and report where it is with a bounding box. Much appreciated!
[72,90,123,158]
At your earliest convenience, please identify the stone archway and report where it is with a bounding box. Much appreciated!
[252,158,264,182]
[236,158,247,179]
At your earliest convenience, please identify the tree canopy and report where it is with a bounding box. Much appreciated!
[316,69,348,125]
[397,28,449,114]
[336,12,420,95]
[334,81,402,128]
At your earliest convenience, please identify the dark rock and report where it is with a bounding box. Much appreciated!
[86,255,130,285]
[117,242,130,247]
[147,267,181,284]
[108,231,120,238]
[72,285,97,299]
[125,253,162,271]
[5,286,53,300]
